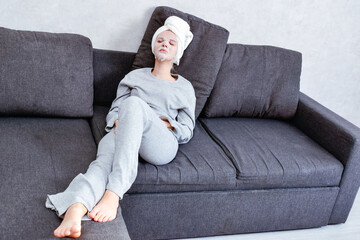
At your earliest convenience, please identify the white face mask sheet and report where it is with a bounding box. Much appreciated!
[154,35,177,62]
[156,54,166,62]
[155,48,169,62]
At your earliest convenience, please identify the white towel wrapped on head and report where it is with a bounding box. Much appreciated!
[151,16,193,65]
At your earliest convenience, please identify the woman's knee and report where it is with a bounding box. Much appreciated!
[140,143,178,166]
[121,96,148,111]
[118,96,151,122]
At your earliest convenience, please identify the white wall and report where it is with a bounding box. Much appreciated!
[1,0,359,127]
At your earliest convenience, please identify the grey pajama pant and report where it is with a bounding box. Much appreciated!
[46,96,179,219]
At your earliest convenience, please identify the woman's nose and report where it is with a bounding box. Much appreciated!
[162,41,169,48]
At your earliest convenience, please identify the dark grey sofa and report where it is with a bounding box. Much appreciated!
[1,7,360,240]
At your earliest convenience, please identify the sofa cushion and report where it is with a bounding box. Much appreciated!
[200,118,344,189]
[0,117,129,239]
[90,105,109,144]
[129,120,237,193]
[93,49,136,107]
[132,6,229,119]
[90,105,236,192]
[0,27,93,117]
[202,44,302,119]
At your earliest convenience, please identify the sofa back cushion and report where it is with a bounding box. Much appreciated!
[132,6,229,119]
[93,49,136,107]
[202,44,302,119]
[0,27,93,117]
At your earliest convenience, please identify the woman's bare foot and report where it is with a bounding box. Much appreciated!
[88,189,119,222]
[53,202,87,238]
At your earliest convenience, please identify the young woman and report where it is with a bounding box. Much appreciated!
[46,16,196,238]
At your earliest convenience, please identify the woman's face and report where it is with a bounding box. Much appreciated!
[154,30,178,63]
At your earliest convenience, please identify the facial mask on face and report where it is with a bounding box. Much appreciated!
[155,50,167,62]
[154,37,174,62]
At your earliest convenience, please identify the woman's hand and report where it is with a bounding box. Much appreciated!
[161,119,174,130]
[114,120,119,133]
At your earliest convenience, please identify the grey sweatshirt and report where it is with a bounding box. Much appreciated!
[105,68,196,144]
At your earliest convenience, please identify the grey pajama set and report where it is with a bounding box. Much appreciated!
[46,68,196,219]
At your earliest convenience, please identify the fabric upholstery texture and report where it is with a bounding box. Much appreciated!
[293,92,360,224]
[0,27,93,117]
[121,187,339,239]
[91,105,236,192]
[90,105,109,144]
[203,44,302,119]
[0,117,130,239]
[130,120,236,192]
[200,117,344,189]
[131,6,229,118]
[93,49,136,107]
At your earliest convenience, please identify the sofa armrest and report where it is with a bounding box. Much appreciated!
[292,92,360,224]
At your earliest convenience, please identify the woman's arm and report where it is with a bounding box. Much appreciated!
[168,87,196,144]
[169,108,195,144]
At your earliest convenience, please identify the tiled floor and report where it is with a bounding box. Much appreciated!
[179,190,360,240]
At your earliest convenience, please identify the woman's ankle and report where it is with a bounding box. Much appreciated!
[105,189,121,200]
[65,202,88,218]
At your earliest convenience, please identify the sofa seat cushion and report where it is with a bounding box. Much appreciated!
[90,105,237,193]
[132,6,229,118]
[200,118,344,189]
[0,27,93,117]
[129,121,237,193]
[0,117,126,239]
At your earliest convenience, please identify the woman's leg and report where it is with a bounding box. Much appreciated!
[108,96,178,197]
[89,96,178,221]
[46,129,117,236]
[46,130,116,217]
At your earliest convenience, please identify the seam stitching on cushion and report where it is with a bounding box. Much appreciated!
[198,118,241,178]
